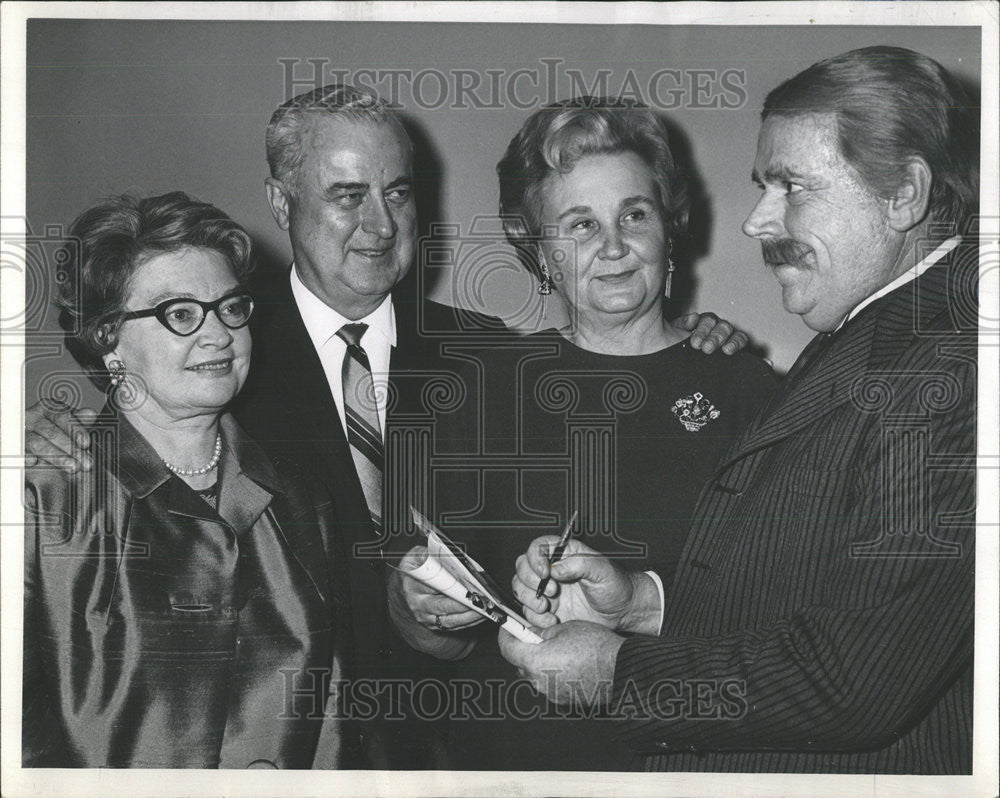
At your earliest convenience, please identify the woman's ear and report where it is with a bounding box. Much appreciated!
[887,157,932,232]
[95,324,118,364]
[101,351,121,372]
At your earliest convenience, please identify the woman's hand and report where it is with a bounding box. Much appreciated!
[386,546,482,660]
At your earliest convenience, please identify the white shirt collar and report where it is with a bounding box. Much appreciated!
[837,236,961,331]
[289,263,397,350]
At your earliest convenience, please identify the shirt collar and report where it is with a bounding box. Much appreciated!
[290,263,396,349]
[837,235,961,331]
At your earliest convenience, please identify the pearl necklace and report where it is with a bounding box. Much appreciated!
[163,434,222,477]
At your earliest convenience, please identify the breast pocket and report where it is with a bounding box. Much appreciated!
[782,466,859,546]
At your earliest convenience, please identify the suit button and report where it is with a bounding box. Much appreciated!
[368,559,381,571]
[657,742,670,749]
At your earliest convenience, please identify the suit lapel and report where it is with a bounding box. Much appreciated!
[238,270,377,551]
[734,314,877,457]
[720,255,964,470]
[262,285,347,447]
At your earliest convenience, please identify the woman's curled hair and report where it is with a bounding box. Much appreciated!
[497,97,689,280]
[57,191,254,384]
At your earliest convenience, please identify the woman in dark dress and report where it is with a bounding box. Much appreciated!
[388,98,776,769]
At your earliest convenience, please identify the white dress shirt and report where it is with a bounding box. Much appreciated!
[839,235,960,329]
[290,265,396,439]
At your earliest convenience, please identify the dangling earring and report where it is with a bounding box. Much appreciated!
[537,260,554,321]
[107,359,140,409]
[664,257,675,298]
[108,360,126,389]
[664,238,676,299]
[537,264,553,296]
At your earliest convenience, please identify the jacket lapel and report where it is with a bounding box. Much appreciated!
[112,404,331,604]
[243,271,367,506]
[261,283,350,452]
[219,413,332,603]
[720,255,964,470]
[733,313,877,458]
[215,414,282,530]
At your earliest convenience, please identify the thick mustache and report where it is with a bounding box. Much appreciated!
[761,239,813,266]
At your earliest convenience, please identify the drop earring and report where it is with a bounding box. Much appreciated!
[537,264,553,296]
[664,238,676,299]
[537,259,554,321]
[108,360,126,389]
[107,359,140,409]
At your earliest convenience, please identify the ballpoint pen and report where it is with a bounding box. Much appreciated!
[535,510,578,599]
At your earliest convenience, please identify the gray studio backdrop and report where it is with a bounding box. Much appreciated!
[24,21,980,409]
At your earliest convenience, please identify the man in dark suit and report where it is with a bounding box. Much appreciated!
[241,83,753,767]
[502,46,979,774]
[25,83,746,768]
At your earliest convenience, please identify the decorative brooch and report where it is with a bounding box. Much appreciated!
[671,392,720,432]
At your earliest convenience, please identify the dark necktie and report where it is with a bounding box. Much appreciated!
[785,331,834,384]
[337,323,384,535]
[759,331,835,421]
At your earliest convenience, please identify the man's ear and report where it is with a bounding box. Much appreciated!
[265,178,292,231]
[887,157,932,232]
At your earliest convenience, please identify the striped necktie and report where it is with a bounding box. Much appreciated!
[337,323,384,535]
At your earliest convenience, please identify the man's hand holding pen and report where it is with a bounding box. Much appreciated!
[510,537,661,635]
[500,536,664,707]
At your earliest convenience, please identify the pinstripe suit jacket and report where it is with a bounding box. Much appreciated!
[613,244,977,773]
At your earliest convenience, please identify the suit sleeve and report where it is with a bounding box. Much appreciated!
[611,344,975,754]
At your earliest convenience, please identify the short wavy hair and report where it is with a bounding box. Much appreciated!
[58,191,254,385]
[266,83,408,193]
[763,45,979,230]
[497,97,689,280]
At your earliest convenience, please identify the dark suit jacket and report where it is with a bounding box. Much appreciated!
[23,412,353,768]
[230,267,509,764]
[612,244,977,773]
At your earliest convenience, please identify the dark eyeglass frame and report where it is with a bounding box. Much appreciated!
[120,291,255,337]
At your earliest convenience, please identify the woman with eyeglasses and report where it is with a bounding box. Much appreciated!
[22,192,353,768]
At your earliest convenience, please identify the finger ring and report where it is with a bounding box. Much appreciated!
[434,613,443,630]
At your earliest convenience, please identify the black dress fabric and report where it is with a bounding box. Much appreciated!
[435,332,777,770]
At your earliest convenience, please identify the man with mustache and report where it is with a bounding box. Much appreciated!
[502,45,979,773]
[24,83,746,768]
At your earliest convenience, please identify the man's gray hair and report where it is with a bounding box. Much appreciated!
[266,83,406,191]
